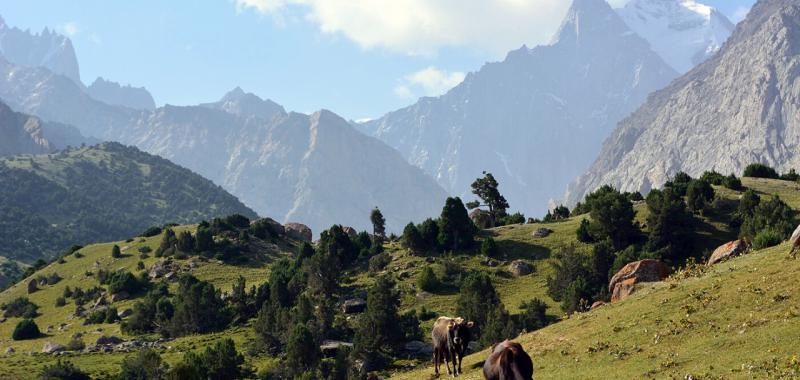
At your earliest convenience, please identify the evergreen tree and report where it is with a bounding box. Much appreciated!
[176,231,196,253]
[739,195,796,241]
[12,318,40,340]
[111,245,122,258]
[586,187,638,250]
[401,223,425,253]
[117,348,168,380]
[167,275,230,337]
[286,324,319,377]
[664,171,693,196]
[370,207,386,240]
[456,272,501,336]
[686,179,715,213]
[480,237,499,258]
[645,188,695,264]
[438,197,476,252]
[576,219,593,243]
[194,225,214,252]
[418,218,440,251]
[479,307,516,347]
[416,266,440,292]
[353,276,403,357]
[40,360,90,380]
[176,339,245,380]
[467,172,510,227]
[156,228,178,256]
[517,298,549,332]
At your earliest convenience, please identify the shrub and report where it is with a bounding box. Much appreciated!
[743,163,779,179]
[174,338,246,380]
[12,318,40,340]
[480,237,500,258]
[752,229,783,250]
[497,212,526,226]
[2,297,39,318]
[112,245,122,258]
[456,272,501,337]
[368,253,391,273]
[517,298,549,332]
[739,195,796,241]
[39,360,90,380]
[138,246,152,254]
[118,348,168,380]
[723,173,743,190]
[55,297,66,307]
[417,266,440,292]
[576,219,593,243]
[66,336,86,351]
[780,169,800,182]
[139,226,163,238]
[402,223,425,253]
[686,179,715,213]
[664,172,693,196]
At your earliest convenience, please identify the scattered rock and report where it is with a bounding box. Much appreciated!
[91,295,108,311]
[416,291,432,300]
[398,271,411,280]
[707,240,748,266]
[482,258,499,267]
[148,258,175,279]
[164,272,177,281]
[0,317,6,323]
[5,347,14,354]
[320,340,353,357]
[532,228,553,238]
[509,260,533,276]
[27,279,38,294]
[96,336,124,345]
[470,209,493,229]
[591,301,607,310]
[609,260,670,302]
[111,291,130,303]
[285,223,313,242]
[42,342,66,354]
[342,298,367,314]
[118,309,133,318]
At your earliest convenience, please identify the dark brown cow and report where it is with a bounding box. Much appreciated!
[432,316,474,377]
[483,340,534,380]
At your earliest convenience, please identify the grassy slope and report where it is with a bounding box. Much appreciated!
[0,178,796,379]
[0,225,287,379]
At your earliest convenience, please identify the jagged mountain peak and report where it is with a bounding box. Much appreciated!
[552,0,630,45]
[617,0,734,73]
[205,87,286,121]
[0,14,81,84]
[567,0,800,204]
[87,77,156,111]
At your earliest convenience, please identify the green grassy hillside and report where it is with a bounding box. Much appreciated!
[0,142,256,266]
[0,177,796,379]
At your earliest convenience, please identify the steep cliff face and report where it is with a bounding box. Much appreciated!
[0,101,94,156]
[568,0,800,205]
[87,77,156,111]
[359,0,677,215]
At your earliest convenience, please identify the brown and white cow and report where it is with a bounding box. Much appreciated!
[483,340,534,380]
[432,316,474,377]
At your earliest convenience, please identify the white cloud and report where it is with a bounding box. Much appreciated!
[394,66,465,100]
[62,21,78,37]
[234,0,573,56]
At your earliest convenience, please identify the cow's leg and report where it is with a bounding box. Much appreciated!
[445,350,453,375]
[433,350,439,376]
[456,353,462,376]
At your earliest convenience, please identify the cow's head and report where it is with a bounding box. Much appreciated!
[448,317,474,348]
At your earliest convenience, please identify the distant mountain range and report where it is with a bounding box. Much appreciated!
[87,77,156,111]
[0,142,257,263]
[568,0,800,204]
[0,15,81,84]
[0,101,96,157]
[359,0,684,215]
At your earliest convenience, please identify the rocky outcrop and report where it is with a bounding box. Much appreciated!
[26,279,38,294]
[509,260,534,277]
[285,223,313,242]
[320,341,353,357]
[708,240,749,266]
[609,260,670,302]
[470,209,492,230]
[342,226,358,239]
[42,342,65,354]
[0,17,81,84]
[342,298,367,314]
[359,0,677,217]
[87,77,156,111]
[532,228,553,238]
[569,0,800,205]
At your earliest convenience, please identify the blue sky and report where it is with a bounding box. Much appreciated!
[1,0,755,120]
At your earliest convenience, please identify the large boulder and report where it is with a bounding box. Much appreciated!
[320,340,353,357]
[42,342,66,354]
[469,209,493,229]
[342,298,367,314]
[111,291,130,303]
[532,228,553,238]
[404,340,434,356]
[707,240,748,266]
[508,260,533,276]
[251,217,285,236]
[285,223,312,242]
[27,279,38,294]
[342,226,358,239]
[609,260,670,302]
[96,336,124,346]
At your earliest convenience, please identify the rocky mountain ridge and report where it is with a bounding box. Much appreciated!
[568,0,800,204]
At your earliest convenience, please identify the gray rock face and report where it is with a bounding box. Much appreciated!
[42,342,66,354]
[359,0,677,216]
[87,77,156,111]
[568,0,800,205]
[0,16,81,84]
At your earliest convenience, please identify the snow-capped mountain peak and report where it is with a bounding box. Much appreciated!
[617,0,735,73]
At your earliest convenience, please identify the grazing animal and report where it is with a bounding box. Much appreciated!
[483,340,534,380]
[432,316,474,377]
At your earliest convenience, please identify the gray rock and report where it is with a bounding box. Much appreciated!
[118,309,133,318]
[285,223,313,242]
[148,258,174,279]
[111,291,130,302]
[532,228,553,238]
[320,340,353,357]
[5,347,14,354]
[568,0,800,205]
[342,226,358,239]
[342,298,367,314]
[509,260,533,276]
[96,336,124,346]
[42,342,66,354]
